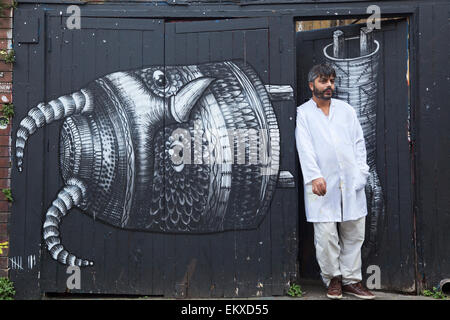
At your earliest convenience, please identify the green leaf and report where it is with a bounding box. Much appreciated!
[0,49,15,64]
[2,188,13,202]
[1,103,14,118]
[287,283,303,297]
[0,277,16,300]
[422,287,447,299]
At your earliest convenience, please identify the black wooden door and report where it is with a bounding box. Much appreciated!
[296,19,415,291]
[11,10,298,298]
[154,17,298,298]
[40,15,166,296]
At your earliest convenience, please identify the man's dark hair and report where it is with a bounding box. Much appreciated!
[308,63,336,83]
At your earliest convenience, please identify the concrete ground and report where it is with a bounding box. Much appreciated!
[286,279,441,300]
[43,279,446,300]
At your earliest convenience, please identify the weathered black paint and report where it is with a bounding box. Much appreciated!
[8,0,450,298]
[413,2,450,292]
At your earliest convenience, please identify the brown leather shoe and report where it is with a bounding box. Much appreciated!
[327,277,343,299]
[342,282,376,299]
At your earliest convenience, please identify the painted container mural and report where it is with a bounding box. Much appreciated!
[9,11,298,298]
[15,60,287,267]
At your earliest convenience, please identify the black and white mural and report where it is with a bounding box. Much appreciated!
[15,60,293,267]
[323,28,385,259]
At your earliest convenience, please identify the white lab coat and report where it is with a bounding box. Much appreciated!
[295,98,370,222]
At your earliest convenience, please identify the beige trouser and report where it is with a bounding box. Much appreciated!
[313,216,366,287]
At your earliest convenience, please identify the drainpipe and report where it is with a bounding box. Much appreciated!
[440,279,450,295]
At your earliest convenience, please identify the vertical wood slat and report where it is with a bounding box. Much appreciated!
[208,30,229,299]
[120,29,144,295]
[113,29,132,294]
[162,22,177,298]
[268,15,284,296]
[142,27,164,297]
[203,30,224,299]
[58,21,79,292]
[382,23,402,288]
[252,28,272,297]
[70,25,99,293]
[109,29,127,295]
[9,9,46,299]
[38,15,57,294]
[280,14,298,293]
[171,25,192,299]
[149,21,167,298]
[395,19,415,291]
[415,2,450,290]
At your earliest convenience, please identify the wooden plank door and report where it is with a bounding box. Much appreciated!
[161,17,297,298]
[41,15,166,295]
[11,10,166,297]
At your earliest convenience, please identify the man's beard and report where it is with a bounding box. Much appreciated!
[313,84,333,100]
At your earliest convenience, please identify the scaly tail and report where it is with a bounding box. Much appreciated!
[15,89,93,172]
[43,177,93,267]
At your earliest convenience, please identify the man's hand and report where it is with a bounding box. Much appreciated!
[312,177,327,196]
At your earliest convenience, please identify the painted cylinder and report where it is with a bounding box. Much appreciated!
[324,35,385,258]
[19,60,280,234]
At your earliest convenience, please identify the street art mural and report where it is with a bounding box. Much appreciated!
[15,60,292,267]
[323,28,385,259]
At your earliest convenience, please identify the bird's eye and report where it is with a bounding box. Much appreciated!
[168,140,185,172]
[152,70,167,88]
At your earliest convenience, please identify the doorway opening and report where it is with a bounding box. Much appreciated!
[294,16,413,289]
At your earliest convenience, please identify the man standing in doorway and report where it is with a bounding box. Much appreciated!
[295,63,375,300]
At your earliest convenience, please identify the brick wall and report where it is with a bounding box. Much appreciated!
[0,0,13,278]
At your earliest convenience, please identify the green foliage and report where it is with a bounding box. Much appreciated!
[0,117,8,127]
[0,277,15,300]
[0,49,15,64]
[0,103,14,126]
[1,103,14,118]
[2,188,12,202]
[287,283,303,297]
[422,287,447,299]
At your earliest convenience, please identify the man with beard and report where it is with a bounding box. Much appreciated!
[295,63,375,300]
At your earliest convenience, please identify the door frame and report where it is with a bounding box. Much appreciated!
[293,13,419,294]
